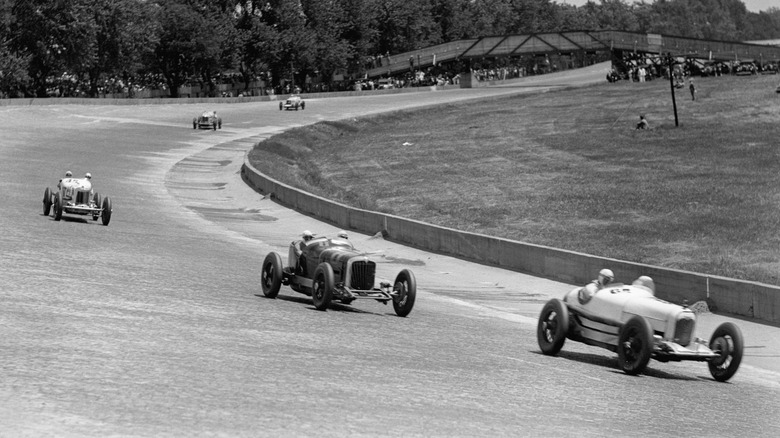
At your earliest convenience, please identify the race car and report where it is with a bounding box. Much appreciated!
[537,277,743,381]
[43,174,112,226]
[260,234,416,316]
[279,95,305,111]
[193,111,222,130]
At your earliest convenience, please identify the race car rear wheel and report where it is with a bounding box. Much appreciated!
[53,193,63,221]
[261,252,284,298]
[392,269,416,317]
[707,322,744,382]
[311,263,334,311]
[279,102,283,111]
[101,196,112,226]
[43,187,52,216]
[617,315,653,375]
[301,101,305,110]
[537,299,569,355]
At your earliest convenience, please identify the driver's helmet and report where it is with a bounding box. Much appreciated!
[632,276,656,294]
[65,171,72,177]
[302,230,313,241]
[337,230,348,239]
[597,269,614,287]
[85,172,92,179]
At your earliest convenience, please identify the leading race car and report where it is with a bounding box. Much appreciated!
[43,173,112,226]
[537,275,743,381]
[279,95,305,111]
[193,111,222,130]
[260,234,416,316]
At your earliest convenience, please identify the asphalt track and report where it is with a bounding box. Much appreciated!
[2,64,780,437]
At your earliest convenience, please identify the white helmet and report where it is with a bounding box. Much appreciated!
[302,230,313,241]
[337,230,348,239]
[632,276,655,294]
[597,269,615,286]
[85,172,92,179]
[65,171,72,177]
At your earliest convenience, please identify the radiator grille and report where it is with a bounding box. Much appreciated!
[76,191,88,204]
[674,317,694,346]
[350,260,375,290]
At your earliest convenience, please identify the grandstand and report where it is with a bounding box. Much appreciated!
[368,30,780,86]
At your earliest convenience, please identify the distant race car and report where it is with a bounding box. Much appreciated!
[43,175,112,226]
[537,279,743,381]
[279,95,305,111]
[193,111,222,130]
[260,234,416,316]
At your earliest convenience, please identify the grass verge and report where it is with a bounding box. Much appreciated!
[248,74,780,286]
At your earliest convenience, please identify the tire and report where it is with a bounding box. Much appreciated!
[92,192,101,221]
[43,187,52,216]
[261,252,284,298]
[707,322,744,382]
[218,119,222,129]
[537,299,570,355]
[311,263,334,311]
[101,196,112,226]
[193,119,197,129]
[53,193,62,221]
[279,102,283,111]
[212,122,217,131]
[617,315,654,375]
[392,269,416,317]
[301,101,305,110]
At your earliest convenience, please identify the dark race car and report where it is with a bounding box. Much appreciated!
[260,235,416,316]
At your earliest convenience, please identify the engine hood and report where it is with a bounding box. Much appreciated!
[61,178,92,192]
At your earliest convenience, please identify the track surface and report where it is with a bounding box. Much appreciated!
[3,66,780,437]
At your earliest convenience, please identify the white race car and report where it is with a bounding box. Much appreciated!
[193,111,222,130]
[43,175,112,226]
[537,279,743,381]
[279,95,305,111]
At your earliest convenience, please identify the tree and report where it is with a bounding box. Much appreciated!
[151,1,232,97]
[10,0,99,97]
[83,0,159,97]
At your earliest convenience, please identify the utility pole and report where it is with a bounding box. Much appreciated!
[667,53,679,127]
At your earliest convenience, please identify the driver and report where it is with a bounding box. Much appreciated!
[578,268,615,304]
[295,230,314,255]
[58,171,73,189]
[294,230,314,274]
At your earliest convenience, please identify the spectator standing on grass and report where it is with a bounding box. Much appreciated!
[689,78,696,100]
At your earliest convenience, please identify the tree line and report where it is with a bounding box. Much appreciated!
[1,0,779,98]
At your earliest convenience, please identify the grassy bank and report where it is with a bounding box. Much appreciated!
[248,74,780,285]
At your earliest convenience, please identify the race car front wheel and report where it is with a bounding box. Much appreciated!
[537,299,569,356]
[312,263,334,311]
[392,269,416,317]
[707,322,744,382]
[617,315,653,375]
[43,187,52,216]
[261,252,283,298]
[101,196,112,226]
[53,193,63,221]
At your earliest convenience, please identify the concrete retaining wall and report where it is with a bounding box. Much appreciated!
[241,158,780,325]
